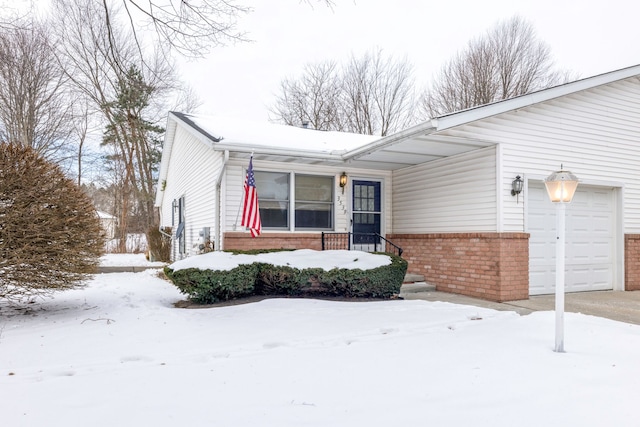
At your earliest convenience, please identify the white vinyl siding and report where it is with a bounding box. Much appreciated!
[160,126,222,259]
[392,146,497,233]
[436,78,640,233]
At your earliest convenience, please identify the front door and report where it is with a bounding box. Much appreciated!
[352,180,381,250]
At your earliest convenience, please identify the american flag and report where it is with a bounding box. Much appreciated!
[241,156,261,237]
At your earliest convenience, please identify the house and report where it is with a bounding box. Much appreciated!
[96,210,116,240]
[155,64,640,302]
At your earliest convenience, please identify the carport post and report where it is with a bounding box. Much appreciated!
[544,167,579,353]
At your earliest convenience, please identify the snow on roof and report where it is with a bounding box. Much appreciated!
[180,113,379,154]
[96,210,116,219]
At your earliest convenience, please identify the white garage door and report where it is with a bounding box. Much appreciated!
[528,182,615,295]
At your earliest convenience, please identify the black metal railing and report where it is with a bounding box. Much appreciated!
[321,232,403,257]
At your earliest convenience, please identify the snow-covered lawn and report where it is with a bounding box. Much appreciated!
[1,268,639,426]
[99,253,166,267]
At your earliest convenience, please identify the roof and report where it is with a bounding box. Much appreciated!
[156,64,640,203]
[96,210,116,219]
[175,112,378,155]
[344,64,640,168]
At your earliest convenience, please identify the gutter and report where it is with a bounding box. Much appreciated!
[342,120,438,161]
[214,150,230,251]
[212,142,347,161]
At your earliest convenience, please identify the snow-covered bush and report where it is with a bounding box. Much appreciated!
[164,250,408,303]
[0,144,104,302]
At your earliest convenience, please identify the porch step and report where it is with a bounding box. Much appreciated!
[401,273,436,293]
[400,282,436,293]
[403,273,425,283]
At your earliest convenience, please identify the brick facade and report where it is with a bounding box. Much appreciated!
[388,233,530,302]
[224,231,533,302]
[224,232,323,252]
[625,234,640,291]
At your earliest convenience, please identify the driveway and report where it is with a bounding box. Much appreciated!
[400,284,640,325]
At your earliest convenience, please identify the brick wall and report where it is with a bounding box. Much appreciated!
[388,233,529,302]
[625,234,640,291]
[224,232,323,251]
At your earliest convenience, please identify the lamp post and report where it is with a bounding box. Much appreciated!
[544,166,579,353]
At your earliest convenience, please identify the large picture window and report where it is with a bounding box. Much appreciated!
[295,175,333,229]
[253,171,334,230]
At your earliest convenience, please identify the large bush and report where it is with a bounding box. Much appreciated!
[164,251,408,303]
[165,263,260,304]
[0,143,105,302]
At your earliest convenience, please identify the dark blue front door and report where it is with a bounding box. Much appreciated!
[352,180,381,245]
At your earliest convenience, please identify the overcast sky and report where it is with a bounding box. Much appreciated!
[176,0,640,123]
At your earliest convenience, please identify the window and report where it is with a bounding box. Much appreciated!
[253,171,334,230]
[295,175,333,229]
[255,171,289,228]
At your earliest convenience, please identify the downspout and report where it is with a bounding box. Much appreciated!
[158,227,172,239]
[157,200,172,239]
[215,150,230,251]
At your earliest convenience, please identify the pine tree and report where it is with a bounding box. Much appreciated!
[101,66,163,253]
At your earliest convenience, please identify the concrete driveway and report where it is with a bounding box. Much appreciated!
[400,284,640,325]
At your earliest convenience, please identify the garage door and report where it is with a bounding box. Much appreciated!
[528,182,614,295]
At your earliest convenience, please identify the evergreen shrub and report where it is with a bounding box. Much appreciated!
[315,254,408,298]
[165,263,259,304]
[0,143,105,303]
[164,251,408,303]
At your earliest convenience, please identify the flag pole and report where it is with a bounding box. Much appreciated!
[233,152,254,231]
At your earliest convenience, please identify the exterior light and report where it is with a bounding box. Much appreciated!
[544,168,579,203]
[544,165,579,353]
[511,175,523,196]
[339,172,348,193]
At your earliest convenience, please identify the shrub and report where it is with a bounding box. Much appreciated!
[255,265,324,296]
[0,143,105,303]
[315,254,408,298]
[164,251,408,303]
[165,263,259,304]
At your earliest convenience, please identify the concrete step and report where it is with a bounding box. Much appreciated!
[400,282,436,293]
[403,273,425,283]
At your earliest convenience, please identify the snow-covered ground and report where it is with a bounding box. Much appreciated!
[99,253,166,267]
[1,266,640,426]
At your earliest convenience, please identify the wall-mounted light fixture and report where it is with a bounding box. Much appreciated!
[339,172,348,194]
[511,175,524,196]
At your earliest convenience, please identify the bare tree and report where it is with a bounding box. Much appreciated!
[0,21,75,161]
[116,0,250,57]
[342,49,416,136]
[54,0,176,252]
[270,61,344,130]
[422,16,575,117]
[101,1,333,57]
[270,50,417,136]
[172,84,203,113]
